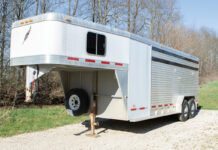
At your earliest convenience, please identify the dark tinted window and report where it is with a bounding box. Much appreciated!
[97,34,106,55]
[87,32,106,56]
[87,32,96,54]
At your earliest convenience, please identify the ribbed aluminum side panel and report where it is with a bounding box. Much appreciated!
[151,59,198,106]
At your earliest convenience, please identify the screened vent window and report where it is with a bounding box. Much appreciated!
[87,32,106,55]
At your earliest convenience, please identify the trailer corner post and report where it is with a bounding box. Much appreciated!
[25,65,38,103]
[25,65,52,102]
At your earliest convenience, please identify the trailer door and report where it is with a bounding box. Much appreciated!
[128,42,151,121]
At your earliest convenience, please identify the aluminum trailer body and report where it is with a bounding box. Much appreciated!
[10,13,199,122]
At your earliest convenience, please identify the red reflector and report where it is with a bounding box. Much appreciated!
[85,59,95,63]
[158,105,162,107]
[32,81,34,90]
[140,107,145,110]
[115,63,123,66]
[68,57,79,61]
[152,105,156,108]
[131,108,137,111]
[164,104,168,106]
[101,61,110,64]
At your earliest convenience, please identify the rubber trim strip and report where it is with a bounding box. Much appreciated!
[152,57,199,71]
[152,47,199,64]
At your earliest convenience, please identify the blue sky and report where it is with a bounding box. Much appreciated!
[178,0,218,33]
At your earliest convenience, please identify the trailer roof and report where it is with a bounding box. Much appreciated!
[12,13,199,62]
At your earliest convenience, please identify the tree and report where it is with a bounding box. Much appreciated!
[36,0,39,15]
[68,0,79,16]
[0,0,9,87]
[39,0,65,14]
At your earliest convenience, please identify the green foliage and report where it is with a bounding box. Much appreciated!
[0,106,88,137]
[199,80,218,110]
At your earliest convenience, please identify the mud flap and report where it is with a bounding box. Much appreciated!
[25,65,52,102]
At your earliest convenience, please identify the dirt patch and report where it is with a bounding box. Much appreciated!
[0,110,217,150]
[200,72,218,85]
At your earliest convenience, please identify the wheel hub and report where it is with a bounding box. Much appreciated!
[69,95,80,111]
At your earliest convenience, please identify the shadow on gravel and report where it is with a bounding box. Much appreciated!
[196,106,202,116]
[75,108,202,136]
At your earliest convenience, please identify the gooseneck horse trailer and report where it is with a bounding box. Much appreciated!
[10,13,199,129]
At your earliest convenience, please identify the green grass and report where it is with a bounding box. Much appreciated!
[0,106,88,137]
[199,80,218,110]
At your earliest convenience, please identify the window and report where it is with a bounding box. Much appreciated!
[97,34,105,55]
[87,32,96,54]
[87,32,106,55]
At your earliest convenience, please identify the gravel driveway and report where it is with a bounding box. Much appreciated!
[0,110,217,150]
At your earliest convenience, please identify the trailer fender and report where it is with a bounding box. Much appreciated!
[173,96,185,113]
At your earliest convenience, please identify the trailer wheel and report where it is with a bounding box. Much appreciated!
[178,100,189,121]
[65,89,90,116]
[188,99,196,118]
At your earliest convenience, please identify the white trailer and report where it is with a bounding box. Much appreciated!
[10,13,199,124]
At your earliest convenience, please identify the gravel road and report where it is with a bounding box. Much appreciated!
[0,110,217,150]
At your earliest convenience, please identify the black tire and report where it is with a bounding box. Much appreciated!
[65,88,90,116]
[178,100,189,121]
[188,98,196,119]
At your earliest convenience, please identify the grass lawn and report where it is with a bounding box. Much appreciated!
[0,106,88,137]
[199,80,218,110]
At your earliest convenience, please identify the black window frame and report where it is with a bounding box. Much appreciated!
[86,32,106,56]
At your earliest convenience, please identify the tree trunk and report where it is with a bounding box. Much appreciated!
[36,0,39,15]
[42,0,46,13]
[131,0,138,33]
[103,0,109,25]
[127,0,130,32]
[0,1,7,88]
[92,0,96,22]
[98,0,103,24]
[72,0,79,16]
[68,0,71,15]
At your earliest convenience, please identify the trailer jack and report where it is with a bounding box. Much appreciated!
[87,91,99,137]
[87,113,99,137]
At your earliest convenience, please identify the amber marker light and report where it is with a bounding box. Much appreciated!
[65,18,71,21]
